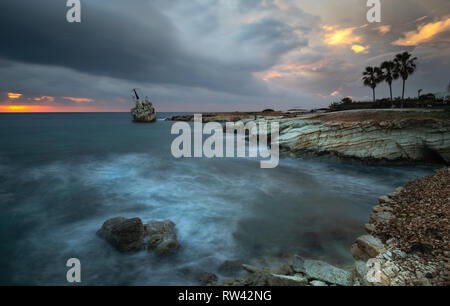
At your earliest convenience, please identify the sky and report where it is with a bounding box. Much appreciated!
[0,0,449,112]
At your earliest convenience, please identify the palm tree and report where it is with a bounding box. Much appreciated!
[380,61,398,105]
[394,52,418,107]
[362,66,383,102]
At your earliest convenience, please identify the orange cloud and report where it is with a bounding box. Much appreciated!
[34,96,55,102]
[63,97,94,103]
[8,92,22,99]
[324,26,362,46]
[260,71,284,81]
[331,91,340,96]
[351,44,370,54]
[392,17,450,46]
[377,25,391,35]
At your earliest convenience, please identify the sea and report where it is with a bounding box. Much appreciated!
[0,112,436,285]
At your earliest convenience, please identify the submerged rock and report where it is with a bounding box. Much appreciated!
[218,260,244,276]
[198,272,218,285]
[144,220,180,256]
[97,217,145,252]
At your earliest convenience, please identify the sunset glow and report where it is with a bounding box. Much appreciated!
[0,105,119,113]
[7,92,22,99]
[393,17,450,46]
[351,45,369,54]
[63,97,94,103]
[324,26,362,46]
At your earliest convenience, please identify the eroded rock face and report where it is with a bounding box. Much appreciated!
[144,220,180,256]
[131,99,156,123]
[274,118,450,163]
[97,217,145,252]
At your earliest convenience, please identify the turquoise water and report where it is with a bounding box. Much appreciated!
[0,113,435,285]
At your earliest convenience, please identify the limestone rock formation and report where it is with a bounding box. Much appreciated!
[275,118,450,163]
[131,96,156,123]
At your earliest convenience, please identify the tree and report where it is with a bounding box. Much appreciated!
[394,51,418,107]
[362,66,383,102]
[380,61,398,105]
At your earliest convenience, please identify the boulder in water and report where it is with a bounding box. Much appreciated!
[144,220,180,255]
[97,217,145,252]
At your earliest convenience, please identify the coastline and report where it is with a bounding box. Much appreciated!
[168,110,449,286]
[170,109,450,165]
[209,167,449,286]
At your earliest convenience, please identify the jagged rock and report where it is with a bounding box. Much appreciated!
[292,255,352,286]
[97,217,145,252]
[351,243,370,261]
[131,98,156,123]
[242,264,276,274]
[354,260,371,286]
[365,223,376,234]
[144,220,180,256]
[310,280,328,286]
[276,264,294,275]
[198,272,218,285]
[218,260,244,276]
[355,235,386,258]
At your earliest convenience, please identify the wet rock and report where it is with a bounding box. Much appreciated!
[242,264,276,274]
[198,272,218,285]
[354,260,372,286]
[292,255,352,286]
[218,260,244,276]
[310,280,328,286]
[276,264,293,275]
[97,217,145,252]
[355,235,386,258]
[269,274,308,286]
[144,220,180,256]
[365,223,376,234]
[351,243,370,261]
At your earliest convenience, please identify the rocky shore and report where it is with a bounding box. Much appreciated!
[96,169,448,286]
[352,167,449,286]
[171,110,450,164]
[210,167,449,286]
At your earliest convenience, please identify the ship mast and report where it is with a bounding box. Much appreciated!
[132,88,140,101]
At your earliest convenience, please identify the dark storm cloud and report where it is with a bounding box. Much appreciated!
[238,18,308,58]
[1,0,448,111]
[0,0,270,95]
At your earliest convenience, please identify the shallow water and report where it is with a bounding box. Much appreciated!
[0,113,436,285]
